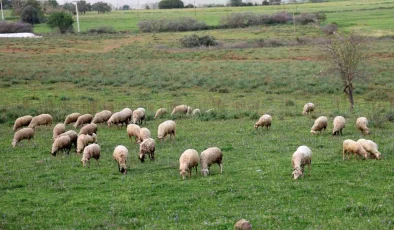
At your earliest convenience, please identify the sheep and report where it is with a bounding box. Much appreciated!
[78,123,98,135]
[52,123,66,140]
[357,139,381,159]
[154,108,167,119]
[92,110,112,124]
[356,117,370,135]
[113,145,129,174]
[171,105,188,116]
[13,115,33,131]
[57,130,78,147]
[127,124,141,143]
[12,127,35,147]
[132,108,146,125]
[139,138,156,162]
[107,109,131,127]
[310,116,328,134]
[187,106,193,115]
[28,114,53,129]
[234,219,252,230]
[200,147,223,177]
[332,116,346,135]
[302,102,315,115]
[73,114,93,128]
[192,109,201,116]
[254,114,272,130]
[76,133,97,154]
[81,143,101,167]
[119,108,133,124]
[342,139,368,160]
[179,149,199,180]
[138,127,151,144]
[157,120,176,140]
[64,112,81,125]
[51,135,72,156]
[291,145,312,180]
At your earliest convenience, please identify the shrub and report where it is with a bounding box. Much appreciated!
[321,23,338,35]
[0,21,33,33]
[21,5,41,24]
[294,13,318,25]
[219,11,292,28]
[179,34,217,48]
[88,26,116,34]
[138,17,208,32]
[47,12,74,34]
[158,0,184,9]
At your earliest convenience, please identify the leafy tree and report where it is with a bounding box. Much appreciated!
[47,11,74,34]
[262,0,269,5]
[47,0,59,8]
[77,1,89,14]
[158,0,184,9]
[229,0,242,6]
[184,3,194,8]
[269,0,281,5]
[62,2,75,12]
[92,2,111,13]
[21,5,41,24]
[122,5,130,10]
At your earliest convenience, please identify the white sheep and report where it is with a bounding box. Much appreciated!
[171,105,188,116]
[52,123,66,140]
[302,102,315,115]
[13,115,33,131]
[157,120,176,140]
[254,114,272,130]
[356,117,370,135]
[310,116,328,134]
[342,139,368,160]
[357,139,381,159]
[119,108,133,124]
[78,123,98,135]
[200,147,223,177]
[76,133,97,154]
[57,130,78,147]
[154,108,167,119]
[132,108,146,125]
[291,145,312,180]
[73,114,93,128]
[64,112,81,125]
[113,145,129,174]
[81,143,101,167]
[234,219,252,230]
[187,106,193,115]
[138,127,151,144]
[332,116,346,135]
[28,114,53,129]
[179,149,200,180]
[127,124,141,143]
[107,109,131,127]
[139,138,156,162]
[51,135,72,156]
[12,127,35,147]
[192,109,201,116]
[92,110,112,124]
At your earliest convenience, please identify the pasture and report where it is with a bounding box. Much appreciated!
[1,0,394,228]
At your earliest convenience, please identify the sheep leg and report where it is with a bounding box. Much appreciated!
[307,161,311,176]
[219,163,222,174]
[342,149,346,160]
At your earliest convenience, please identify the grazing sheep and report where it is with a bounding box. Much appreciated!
[132,108,146,125]
[332,116,346,136]
[234,219,252,230]
[81,143,101,167]
[73,114,93,128]
[291,145,312,180]
[64,112,81,125]
[179,149,199,180]
[254,114,272,130]
[357,139,381,159]
[52,123,66,140]
[200,147,223,177]
[12,127,35,147]
[28,114,53,129]
[107,109,131,127]
[192,109,201,116]
[138,127,151,144]
[310,116,328,134]
[92,110,112,124]
[127,124,141,143]
[119,108,133,124]
[51,135,72,156]
[78,123,98,135]
[57,130,78,147]
[342,139,368,160]
[157,120,176,140]
[13,115,33,131]
[139,138,156,162]
[76,133,97,154]
[171,105,188,116]
[187,106,193,115]
[154,108,168,119]
[113,145,129,174]
[356,117,370,135]
[302,102,315,115]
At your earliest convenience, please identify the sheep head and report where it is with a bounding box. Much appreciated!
[201,168,209,177]
[292,168,303,180]
[180,169,188,180]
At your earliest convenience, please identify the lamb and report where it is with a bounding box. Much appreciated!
[310,116,328,134]
[113,145,129,174]
[127,124,141,143]
[192,109,201,116]
[51,135,72,156]
[179,149,200,179]
[52,123,66,140]
[291,145,312,180]
[78,123,98,135]
[157,120,176,140]
[234,219,252,230]
[171,105,188,116]
[154,108,167,119]
[64,112,81,125]
[139,138,156,162]
[57,130,78,147]
[81,143,101,167]
[13,115,33,131]
[138,127,151,144]
[200,147,223,177]
[73,114,93,128]
[76,133,97,154]
[92,110,112,124]
[12,127,35,147]
[356,117,370,135]
[342,139,368,160]
[132,108,146,125]
[332,116,346,135]
[28,114,53,129]
[302,102,315,115]
[357,139,381,159]
[254,114,272,130]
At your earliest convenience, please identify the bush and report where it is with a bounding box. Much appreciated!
[138,17,208,33]
[158,0,184,9]
[179,34,217,48]
[321,23,338,35]
[294,13,318,25]
[21,5,41,24]
[47,12,74,34]
[88,26,116,34]
[0,21,33,33]
[219,11,292,28]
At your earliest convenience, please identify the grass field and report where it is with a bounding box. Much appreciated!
[1,0,394,229]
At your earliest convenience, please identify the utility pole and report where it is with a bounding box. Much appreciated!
[1,0,4,21]
[74,1,80,32]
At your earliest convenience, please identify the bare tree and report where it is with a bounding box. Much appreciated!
[322,32,369,111]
